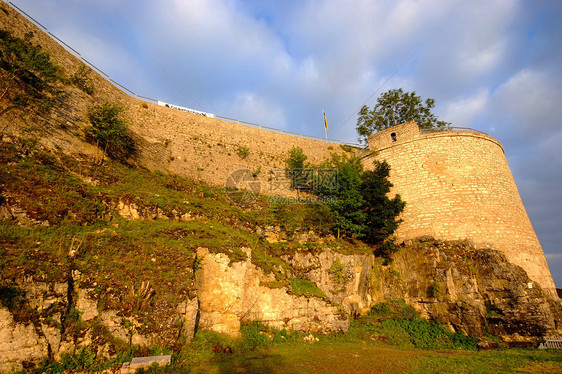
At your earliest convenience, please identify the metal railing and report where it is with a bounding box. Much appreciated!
[215,115,360,146]
[420,126,489,135]
[539,338,562,349]
[6,0,361,148]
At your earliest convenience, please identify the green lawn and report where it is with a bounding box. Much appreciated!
[187,342,562,374]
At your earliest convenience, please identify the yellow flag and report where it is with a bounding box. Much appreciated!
[323,111,328,130]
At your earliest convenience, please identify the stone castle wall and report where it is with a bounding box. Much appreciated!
[125,100,348,196]
[0,2,349,199]
[366,122,556,295]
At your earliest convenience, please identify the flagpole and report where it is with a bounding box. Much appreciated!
[323,109,328,139]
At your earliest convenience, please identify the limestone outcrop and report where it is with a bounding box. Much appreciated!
[194,247,348,336]
[1,240,561,371]
[392,239,562,342]
[0,308,49,373]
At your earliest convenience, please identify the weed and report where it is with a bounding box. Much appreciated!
[427,280,444,299]
[288,278,328,300]
[70,65,94,95]
[236,146,250,159]
[328,258,346,284]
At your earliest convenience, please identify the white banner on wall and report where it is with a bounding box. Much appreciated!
[157,101,215,118]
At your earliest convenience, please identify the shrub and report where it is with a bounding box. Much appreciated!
[183,329,236,366]
[380,316,477,350]
[329,258,346,284]
[375,238,399,262]
[240,321,271,350]
[236,146,250,159]
[0,283,37,323]
[340,144,353,153]
[70,65,94,95]
[427,280,444,299]
[85,102,136,161]
[269,202,335,236]
[368,300,416,320]
[289,278,328,300]
[0,30,63,114]
[286,146,311,191]
[366,301,478,350]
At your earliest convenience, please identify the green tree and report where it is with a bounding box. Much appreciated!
[356,88,450,143]
[0,30,63,114]
[360,160,405,244]
[284,151,405,243]
[85,102,136,161]
[286,146,311,192]
[321,154,366,238]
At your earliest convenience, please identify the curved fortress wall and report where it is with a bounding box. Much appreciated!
[366,122,556,294]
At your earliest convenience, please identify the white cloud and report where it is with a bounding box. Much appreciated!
[155,0,289,68]
[491,68,562,134]
[53,29,138,79]
[442,89,489,127]
[221,92,288,129]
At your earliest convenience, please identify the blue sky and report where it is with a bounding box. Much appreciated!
[9,0,562,285]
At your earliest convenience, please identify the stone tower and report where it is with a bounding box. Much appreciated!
[366,121,556,295]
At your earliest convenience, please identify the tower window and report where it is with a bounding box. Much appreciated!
[391,132,397,142]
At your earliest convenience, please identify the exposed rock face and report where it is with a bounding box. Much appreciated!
[1,241,561,371]
[281,249,374,315]
[0,279,194,372]
[0,308,49,373]
[194,247,348,336]
[392,239,562,340]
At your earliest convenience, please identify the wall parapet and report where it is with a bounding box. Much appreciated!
[420,126,489,135]
[404,130,504,154]
[368,121,504,154]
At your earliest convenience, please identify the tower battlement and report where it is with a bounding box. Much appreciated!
[366,122,555,295]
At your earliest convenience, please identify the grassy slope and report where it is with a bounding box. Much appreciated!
[0,135,368,329]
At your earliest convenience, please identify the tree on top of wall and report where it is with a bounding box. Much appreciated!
[356,88,450,143]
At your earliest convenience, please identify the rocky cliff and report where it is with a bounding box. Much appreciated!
[2,235,561,371]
